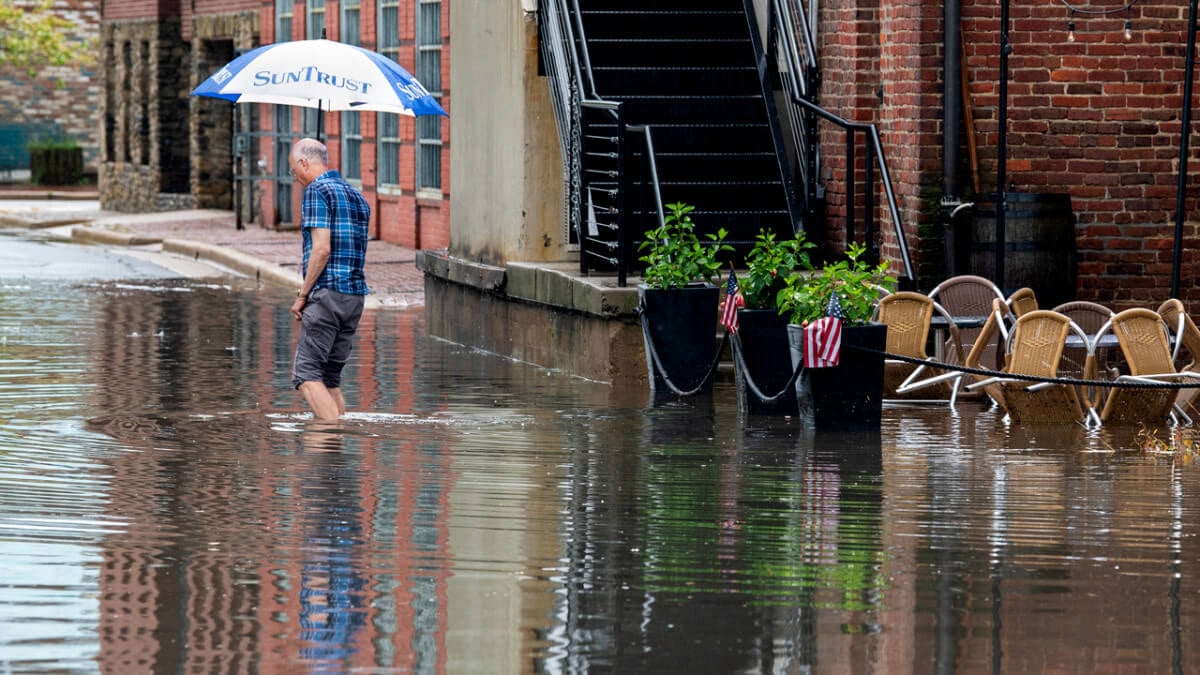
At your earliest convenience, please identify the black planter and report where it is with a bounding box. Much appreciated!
[733,308,797,415]
[787,322,887,430]
[638,283,720,397]
[29,147,83,186]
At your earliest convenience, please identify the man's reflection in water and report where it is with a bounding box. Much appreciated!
[297,425,369,667]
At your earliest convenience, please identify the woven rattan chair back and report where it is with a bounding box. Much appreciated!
[1000,310,1086,424]
[1098,308,1179,425]
[1007,287,1039,318]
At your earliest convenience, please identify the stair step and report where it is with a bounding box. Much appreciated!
[573,0,734,9]
[593,122,774,152]
[592,66,761,96]
[580,10,747,39]
[584,38,754,67]
[607,95,766,125]
[647,152,780,176]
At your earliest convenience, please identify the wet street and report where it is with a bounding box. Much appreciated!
[1,228,1199,673]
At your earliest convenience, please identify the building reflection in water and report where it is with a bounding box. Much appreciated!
[0,278,1189,672]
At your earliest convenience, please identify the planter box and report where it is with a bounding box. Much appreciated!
[30,147,83,186]
[733,308,797,415]
[787,322,887,430]
[638,283,720,397]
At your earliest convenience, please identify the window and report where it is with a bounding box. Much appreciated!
[415,0,443,192]
[303,0,326,136]
[342,112,361,181]
[377,1,401,188]
[341,0,361,46]
[340,1,362,181]
[275,0,292,40]
[378,113,400,187]
[306,0,325,39]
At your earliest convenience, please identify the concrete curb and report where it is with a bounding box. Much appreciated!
[69,224,409,311]
[71,225,163,247]
[163,238,301,289]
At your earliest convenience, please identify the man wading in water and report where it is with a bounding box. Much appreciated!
[288,137,371,420]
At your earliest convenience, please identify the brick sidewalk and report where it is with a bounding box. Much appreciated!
[101,211,426,300]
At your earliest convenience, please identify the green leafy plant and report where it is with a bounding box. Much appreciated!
[741,228,816,310]
[27,134,79,151]
[638,201,733,290]
[776,242,895,326]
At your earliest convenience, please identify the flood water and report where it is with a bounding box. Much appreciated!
[2,231,1199,673]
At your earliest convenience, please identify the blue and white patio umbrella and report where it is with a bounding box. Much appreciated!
[190,39,447,122]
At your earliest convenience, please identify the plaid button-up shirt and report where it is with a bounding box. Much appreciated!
[301,169,371,296]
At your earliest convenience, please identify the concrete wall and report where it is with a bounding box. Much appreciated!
[448,0,564,265]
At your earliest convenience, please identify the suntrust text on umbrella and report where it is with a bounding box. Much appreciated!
[252,67,376,93]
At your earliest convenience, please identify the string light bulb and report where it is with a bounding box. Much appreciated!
[1068,19,1077,43]
[1124,16,1133,40]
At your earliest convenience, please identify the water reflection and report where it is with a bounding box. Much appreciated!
[0,268,1198,672]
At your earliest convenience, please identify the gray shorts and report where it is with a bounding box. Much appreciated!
[292,288,365,390]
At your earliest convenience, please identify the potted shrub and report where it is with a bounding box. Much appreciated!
[637,201,732,397]
[776,242,896,429]
[733,229,815,415]
[28,135,83,186]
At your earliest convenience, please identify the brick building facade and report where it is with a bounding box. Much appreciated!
[98,0,450,250]
[818,0,1200,307]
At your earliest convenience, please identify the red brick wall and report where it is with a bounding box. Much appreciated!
[102,0,180,21]
[820,0,1200,309]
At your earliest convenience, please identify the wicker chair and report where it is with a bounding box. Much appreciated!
[1095,307,1200,426]
[1053,300,1117,406]
[876,291,962,401]
[1157,298,1200,417]
[967,310,1090,425]
[1006,287,1039,318]
[928,274,1007,368]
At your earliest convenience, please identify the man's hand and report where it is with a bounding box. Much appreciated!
[291,295,306,320]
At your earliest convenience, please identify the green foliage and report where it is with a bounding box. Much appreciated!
[638,201,733,290]
[741,228,816,310]
[27,134,79,151]
[776,242,896,326]
[0,0,95,78]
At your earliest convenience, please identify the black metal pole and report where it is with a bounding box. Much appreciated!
[1172,0,1199,298]
[996,0,1011,293]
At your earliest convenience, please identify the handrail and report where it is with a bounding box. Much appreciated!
[540,0,669,286]
[761,0,916,285]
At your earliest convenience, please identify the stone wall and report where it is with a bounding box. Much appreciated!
[99,11,256,213]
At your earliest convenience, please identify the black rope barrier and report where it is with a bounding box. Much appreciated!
[844,343,1200,389]
[729,332,806,403]
[640,315,1200,400]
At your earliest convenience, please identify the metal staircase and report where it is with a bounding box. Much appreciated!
[539,0,916,287]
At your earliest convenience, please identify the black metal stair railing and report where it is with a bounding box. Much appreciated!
[752,0,916,286]
[539,0,666,286]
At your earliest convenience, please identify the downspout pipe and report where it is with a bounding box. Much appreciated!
[941,0,970,277]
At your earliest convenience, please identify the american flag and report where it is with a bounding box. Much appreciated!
[720,267,745,334]
[804,293,844,368]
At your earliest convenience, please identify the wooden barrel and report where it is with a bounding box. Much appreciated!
[970,192,1077,308]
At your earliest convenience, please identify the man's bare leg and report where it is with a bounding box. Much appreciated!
[329,387,346,416]
[299,381,342,420]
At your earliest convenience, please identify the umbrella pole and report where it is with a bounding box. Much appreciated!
[318,100,325,143]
